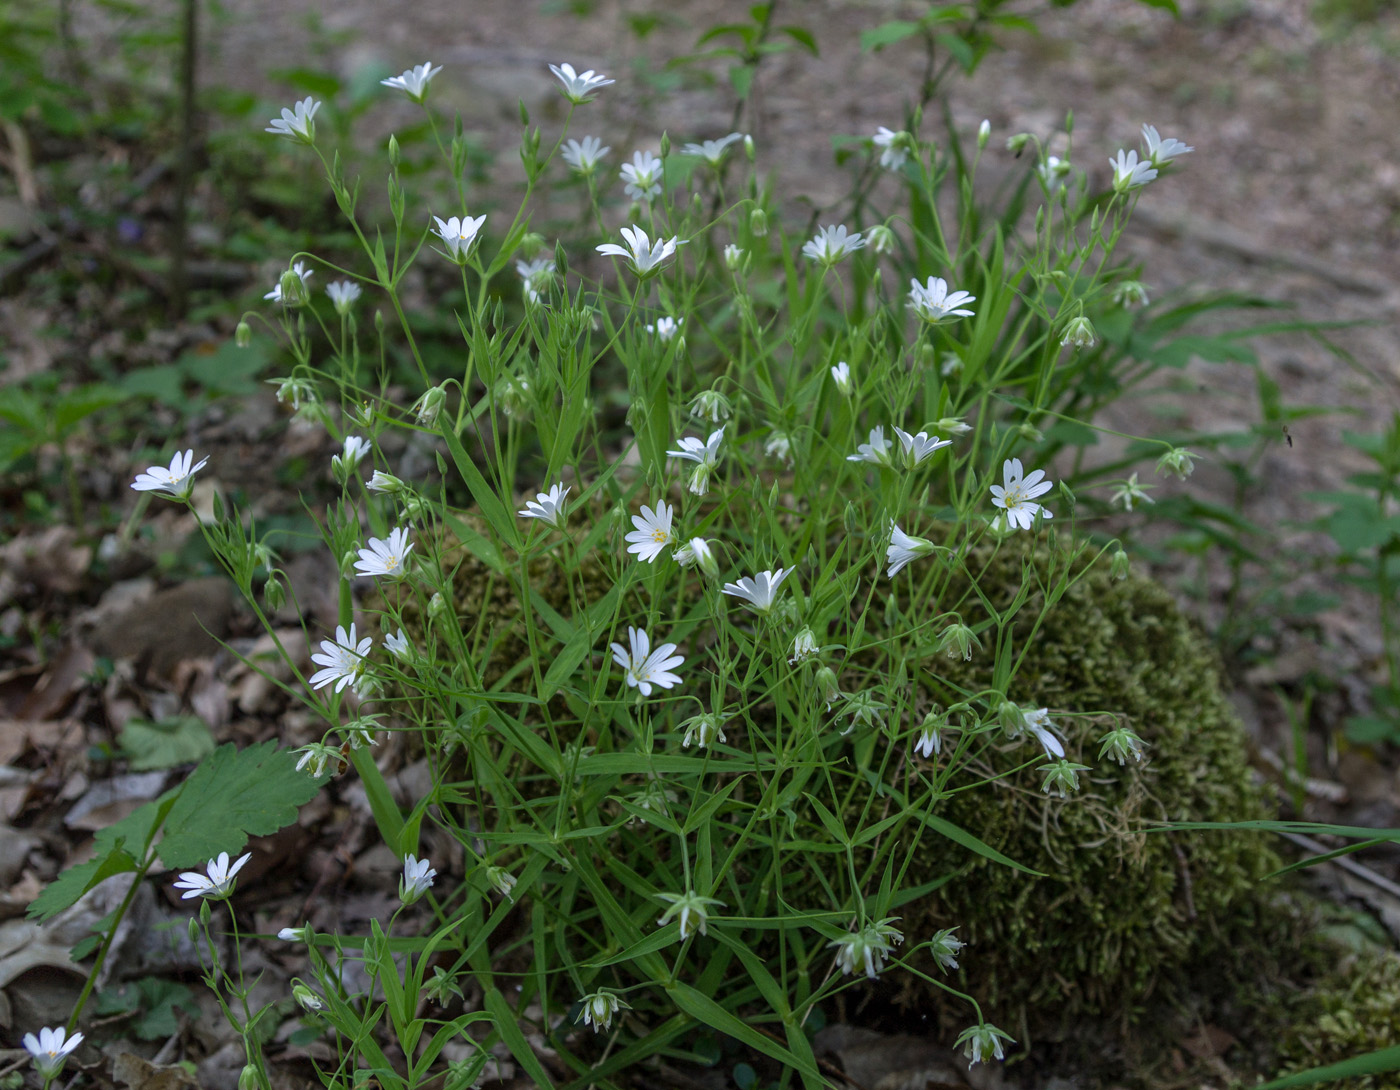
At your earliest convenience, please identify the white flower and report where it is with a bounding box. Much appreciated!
[368,470,404,494]
[680,712,727,749]
[610,626,685,696]
[847,425,893,466]
[431,214,487,263]
[764,430,793,464]
[688,389,731,423]
[562,135,610,175]
[1061,315,1097,348]
[277,924,309,942]
[989,457,1054,531]
[309,623,373,694]
[930,927,963,970]
[937,416,973,435]
[399,854,436,905]
[23,1027,84,1079]
[655,889,723,938]
[1113,279,1150,308]
[722,567,793,613]
[596,225,683,277]
[674,537,718,577]
[549,61,615,104]
[1110,473,1154,511]
[385,629,412,659]
[914,727,940,759]
[332,435,371,477]
[295,742,336,778]
[579,991,629,1033]
[131,449,209,499]
[907,276,976,324]
[625,502,674,563]
[173,851,251,900]
[873,126,908,170]
[264,260,313,304]
[892,426,952,468]
[293,984,324,1011]
[789,626,819,664]
[1020,707,1066,759]
[830,360,853,395]
[381,62,442,102]
[955,1023,1014,1066]
[1156,446,1198,480]
[865,224,895,254]
[1037,155,1072,192]
[1039,758,1091,798]
[886,525,937,578]
[647,316,682,341]
[354,526,414,579]
[668,426,724,495]
[519,483,569,528]
[1110,148,1157,192]
[620,149,664,202]
[802,224,865,266]
[325,279,362,315]
[828,917,903,979]
[682,132,743,166]
[516,256,555,303]
[723,244,746,272]
[1141,123,1193,167]
[487,865,517,900]
[1099,726,1148,765]
[265,97,320,142]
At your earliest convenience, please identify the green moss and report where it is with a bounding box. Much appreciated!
[873,544,1279,1035]
[1275,951,1400,1089]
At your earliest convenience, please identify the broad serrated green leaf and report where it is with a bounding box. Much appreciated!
[119,716,216,771]
[28,797,170,921]
[156,742,320,868]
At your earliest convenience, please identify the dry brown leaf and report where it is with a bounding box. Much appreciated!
[113,1052,200,1090]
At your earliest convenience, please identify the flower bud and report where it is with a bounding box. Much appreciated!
[814,666,843,710]
[1109,547,1130,581]
[743,133,755,160]
[723,244,747,274]
[580,990,629,1033]
[486,865,517,901]
[977,119,990,149]
[368,470,404,494]
[1155,446,1198,480]
[414,384,447,427]
[239,1065,260,1090]
[292,984,324,1011]
[1039,759,1091,799]
[235,320,252,348]
[1112,279,1150,308]
[427,592,448,622]
[263,575,285,610]
[749,206,768,238]
[388,133,400,167]
[830,361,853,396]
[278,268,308,306]
[930,926,964,970]
[659,131,671,158]
[674,537,718,578]
[375,309,386,334]
[936,621,980,661]
[936,416,972,435]
[1005,132,1031,156]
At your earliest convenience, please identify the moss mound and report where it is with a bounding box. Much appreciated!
[1275,949,1400,1089]
[865,543,1279,1035]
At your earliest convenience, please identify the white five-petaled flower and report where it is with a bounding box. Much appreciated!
[655,889,723,939]
[886,525,937,578]
[668,426,724,495]
[516,256,554,303]
[264,259,314,303]
[173,851,251,900]
[619,149,664,202]
[802,224,866,266]
[1020,707,1066,759]
[828,917,903,979]
[579,991,629,1033]
[722,568,793,613]
[1110,148,1157,192]
[519,483,570,528]
[907,276,976,324]
[399,854,436,904]
[647,316,682,341]
[23,1027,84,1079]
[385,629,412,659]
[561,135,610,176]
[131,449,209,499]
[681,132,743,167]
[892,426,953,468]
[265,97,320,142]
[610,626,685,697]
[873,126,908,170]
[354,526,414,579]
[431,214,487,263]
[1141,123,1193,167]
[990,457,1054,531]
[625,502,674,563]
[309,623,374,694]
[596,225,683,277]
[380,62,442,102]
[549,61,615,104]
[847,425,893,466]
[325,280,362,314]
[830,360,853,395]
